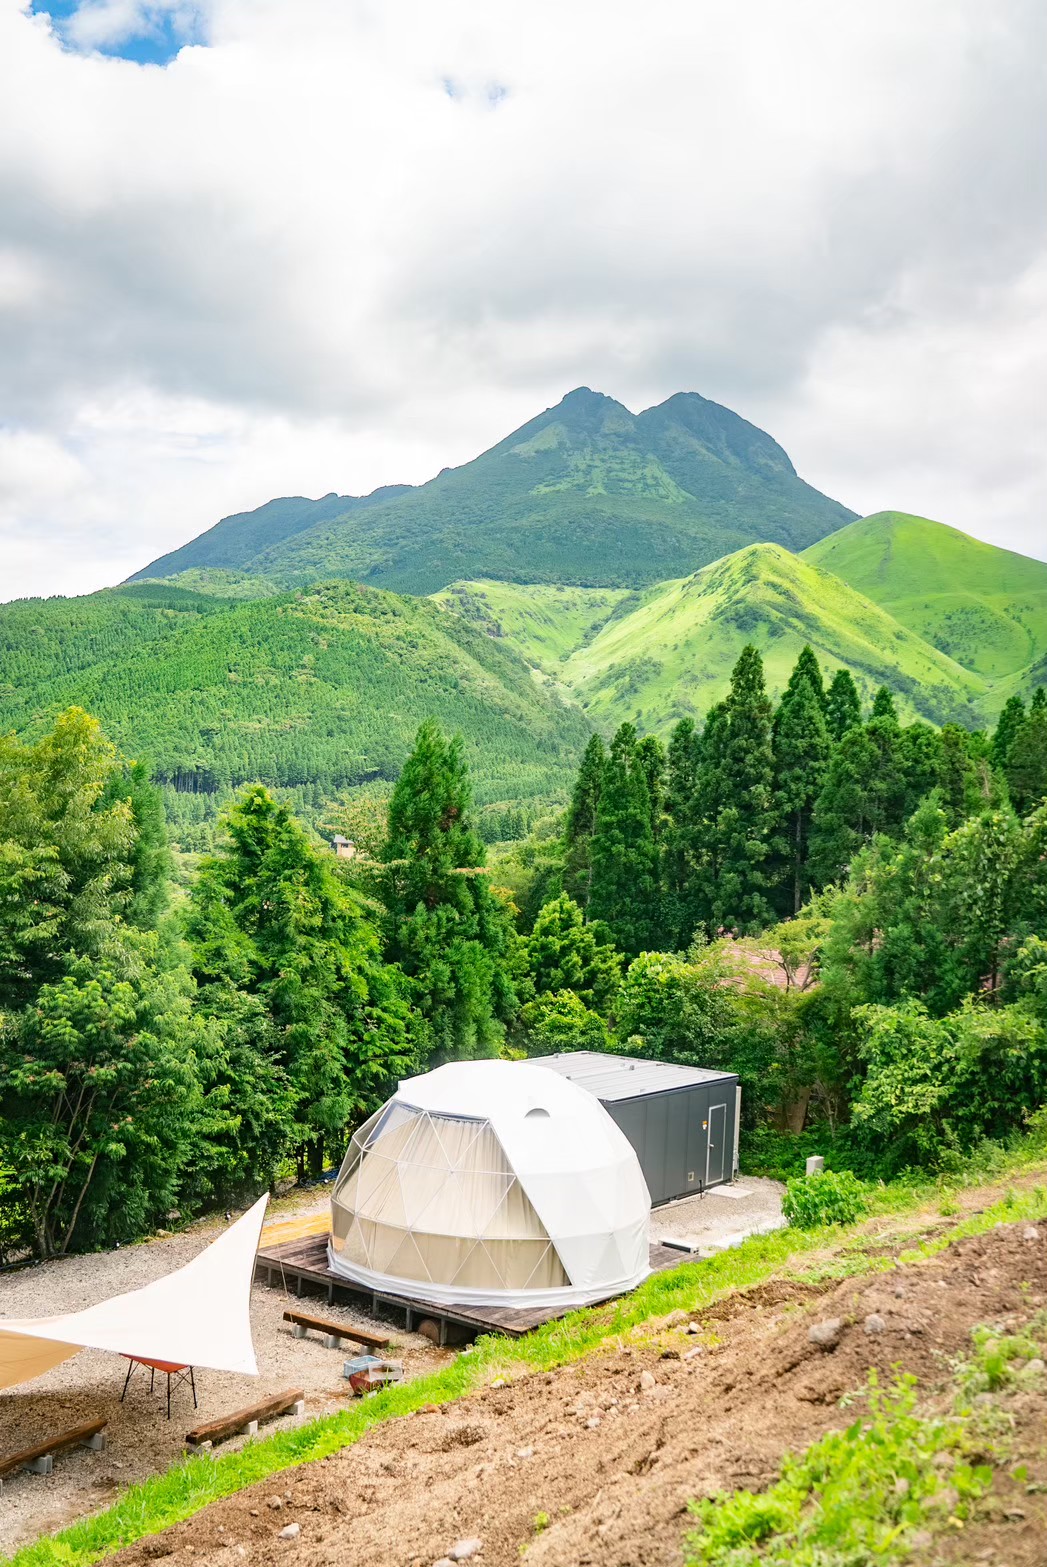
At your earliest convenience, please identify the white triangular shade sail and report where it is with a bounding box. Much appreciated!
[329,1061,651,1308]
[0,1194,268,1392]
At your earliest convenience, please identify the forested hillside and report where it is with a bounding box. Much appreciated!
[0,581,590,838]
[804,511,1047,684]
[129,388,855,593]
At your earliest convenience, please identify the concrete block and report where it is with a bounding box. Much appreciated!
[805,1155,825,1176]
[292,1322,306,1339]
[245,1420,259,1437]
[26,1455,54,1475]
[324,1333,341,1350]
[83,1431,106,1452]
[292,1400,305,1417]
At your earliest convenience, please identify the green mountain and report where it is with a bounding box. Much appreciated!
[804,512,1047,683]
[0,581,591,831]
[129,388,856,594]
[436,547,989,732]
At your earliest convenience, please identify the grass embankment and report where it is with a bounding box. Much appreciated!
[10,1169,1047,1567]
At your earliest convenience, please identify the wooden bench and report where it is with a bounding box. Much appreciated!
[0,1418,107,1492]
[283,1308,390,1351]
[185,1388,305,1450]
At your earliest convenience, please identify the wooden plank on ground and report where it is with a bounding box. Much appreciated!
[0,1418,107,1481]
[283,1309,389,1349]
[185,1389,304,1449]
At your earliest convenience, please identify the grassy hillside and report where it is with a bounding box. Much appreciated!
[129,388,855,594]
[554,545,988,730]
[804,511,1047,682]
[432,580,634,673]
[0,581,591,827]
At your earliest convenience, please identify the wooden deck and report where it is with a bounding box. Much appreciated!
[254,1234,688,1342]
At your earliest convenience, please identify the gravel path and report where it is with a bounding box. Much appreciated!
[0,1193,446,1558]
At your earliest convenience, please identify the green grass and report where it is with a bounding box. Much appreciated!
[431,579,634,673]
[557,543,989,730]
[12,1165,1047,1567]
[804,511,1047,684]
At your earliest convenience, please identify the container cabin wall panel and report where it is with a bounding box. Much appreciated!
[645,1095,670,1205]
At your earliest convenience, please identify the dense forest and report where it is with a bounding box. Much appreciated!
[1,648,1045,1261]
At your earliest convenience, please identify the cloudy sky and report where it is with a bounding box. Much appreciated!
[1,0,1044,601]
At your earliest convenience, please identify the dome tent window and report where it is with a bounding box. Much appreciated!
[329,1061,651,1309]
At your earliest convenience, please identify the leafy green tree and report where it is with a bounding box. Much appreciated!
[517,990,610,1056]
[825,668,862,741]
[1006,687,1047,816]
[851,997,1047,1173]
[710,646,775,931]
[589,723,661,954]
[0,709,138,1006]
[614,949,736,1066]
[521,893,622,1013]
[771,665,830,914]
[380,720,514,1063]
[0,949,204,1257]
[191,785,413,1176]
[562,734,605,909]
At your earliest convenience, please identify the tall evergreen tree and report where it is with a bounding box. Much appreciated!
[771,668,830,914]
[871,685,898,722]
[1007,688,1047,816]
[808,714,908,887]
[562,734,605,909]
[780,645,827,713]
[661,717,704,948]
[710,645,775,932]
[691,701,731,932]
[589,723,660,954]
[380,720,514,1062]
[825,668,862,740]
[635,734,667,833]
[937,723,981,827]
[991,694,1026,772]
[190,785,411,1176]
[521,892,622,1012]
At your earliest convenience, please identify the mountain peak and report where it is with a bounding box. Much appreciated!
[130,389,855,592]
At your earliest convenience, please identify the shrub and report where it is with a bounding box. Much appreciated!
[782,1168,868,1229]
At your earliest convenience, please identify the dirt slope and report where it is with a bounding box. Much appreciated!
[113,1221,1047,1567]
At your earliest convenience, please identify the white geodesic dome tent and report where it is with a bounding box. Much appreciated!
[328,1060,651,1308]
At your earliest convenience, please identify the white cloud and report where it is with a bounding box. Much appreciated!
[0,0,1044,601]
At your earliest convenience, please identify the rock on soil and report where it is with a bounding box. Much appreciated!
[102,1215,1047,1567]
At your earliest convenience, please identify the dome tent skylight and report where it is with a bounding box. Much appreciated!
[329,1060,652,1308]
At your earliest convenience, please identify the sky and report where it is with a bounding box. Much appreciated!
[0,0,1044,602]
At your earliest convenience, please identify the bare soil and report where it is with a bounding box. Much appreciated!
[108,1219,1047,1567]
